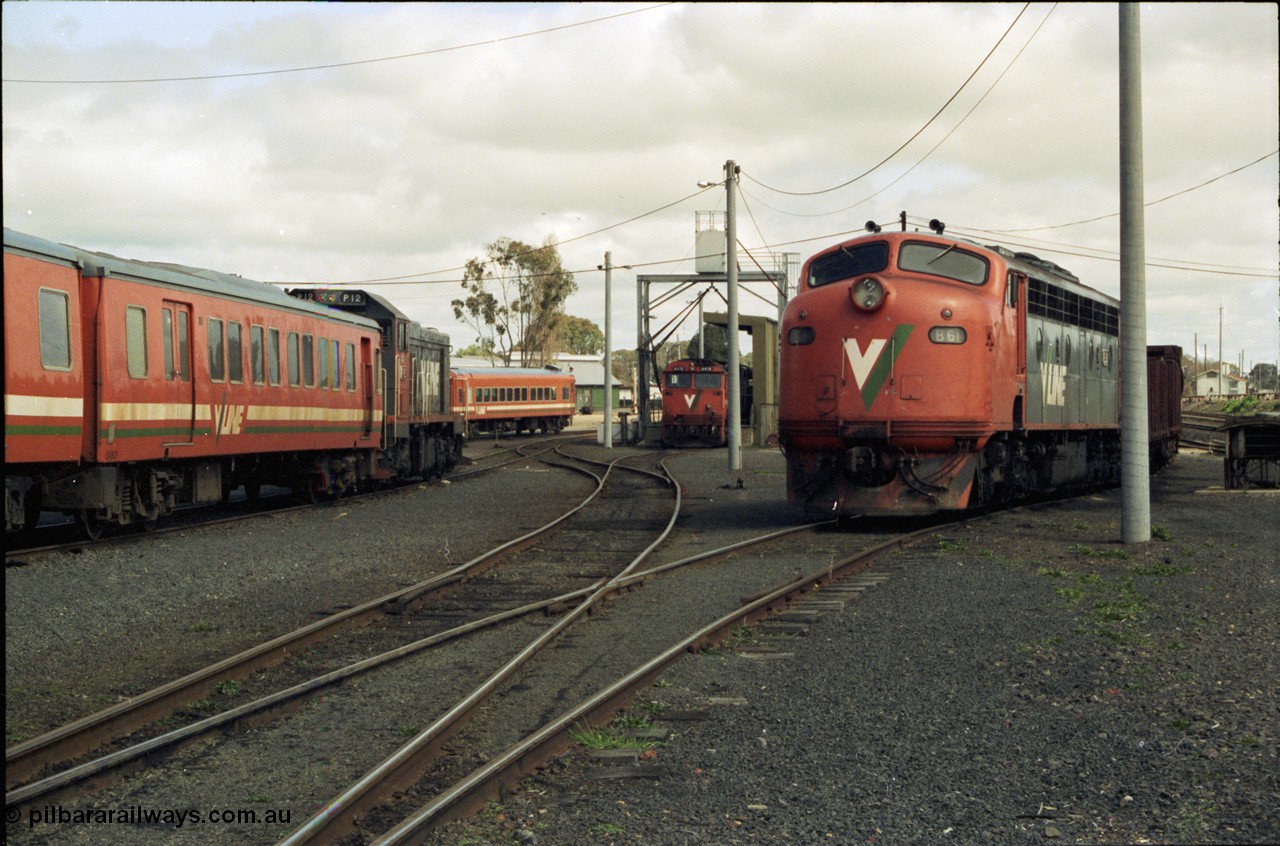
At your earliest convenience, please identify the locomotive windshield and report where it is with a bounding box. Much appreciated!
[666,372,691,388]
[807,241,889,288]
[694,373,722,389]
[898,241,988,285]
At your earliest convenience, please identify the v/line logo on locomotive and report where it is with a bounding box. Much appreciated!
[842,324,914,410]
[1040,361,1068,407]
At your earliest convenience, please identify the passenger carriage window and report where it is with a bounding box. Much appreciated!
[898,242,988,285]
[523,388,529,401]
[126,306,148,378]
[162,309,175,380]
[288,332,300,387]
[38,289,73,370]
[227,321,243,383]
[251,325,265,385]
[177,311,191,381]
[302,334,315,387]
[208,317,225,382]
[268,328,281,385]
[330,340,340,391]
[318,336,329,388]
[346,342,355,391]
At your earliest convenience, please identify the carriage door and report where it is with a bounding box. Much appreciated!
[360,337,374,439]
[162,301,195,445]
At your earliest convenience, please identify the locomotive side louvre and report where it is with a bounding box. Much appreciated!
[779,230,1136,517]
[1013,255,1121,430]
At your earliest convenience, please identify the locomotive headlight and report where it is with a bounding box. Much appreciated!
[849,276,886,311]
[787,326,815,345]
[928,326,967,344]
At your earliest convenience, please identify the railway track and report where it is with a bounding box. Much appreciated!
[4,441,651,798]
[4,433,591,564]
[3,443,964,846]
[1181,410,1228,453]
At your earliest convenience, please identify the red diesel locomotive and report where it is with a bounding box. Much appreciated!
[449,367,575,437]
[660,358,728,447]
[779,223,1176,517]
[5,228,461,538]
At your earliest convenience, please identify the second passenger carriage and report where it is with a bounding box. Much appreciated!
[449,367,576,437]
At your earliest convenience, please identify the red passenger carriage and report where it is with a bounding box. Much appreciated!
[5,228,460,538]
[659,358,728,447]
[449,367,575,437]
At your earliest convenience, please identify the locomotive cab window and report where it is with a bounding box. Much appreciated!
[39,289,73,370]
[694,373,722,389]
[897,242,988,285]
[666,373,691,389]
[126,306,148,378]
[807,241,890,288]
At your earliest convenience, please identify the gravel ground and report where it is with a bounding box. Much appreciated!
[7,439,1276,846]
[433,449,1280,846]
[4,450,597,745]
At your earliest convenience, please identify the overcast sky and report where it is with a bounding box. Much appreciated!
[4,2,1277,370]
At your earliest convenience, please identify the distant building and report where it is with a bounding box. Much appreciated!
[1191,368,1246,397]
[556,354,624,413]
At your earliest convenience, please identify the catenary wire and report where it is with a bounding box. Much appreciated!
[740,3,1031,197]
[2,4,674,85]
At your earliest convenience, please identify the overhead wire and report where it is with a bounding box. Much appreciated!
[980,149,1280,232]
[742,3,1057,221]
[740,2,1031,198]
[2,3,675,85]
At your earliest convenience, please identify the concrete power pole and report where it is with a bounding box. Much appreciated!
[725,159,742,480]
[1119,3,1150,543]
[603,252,613,449]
